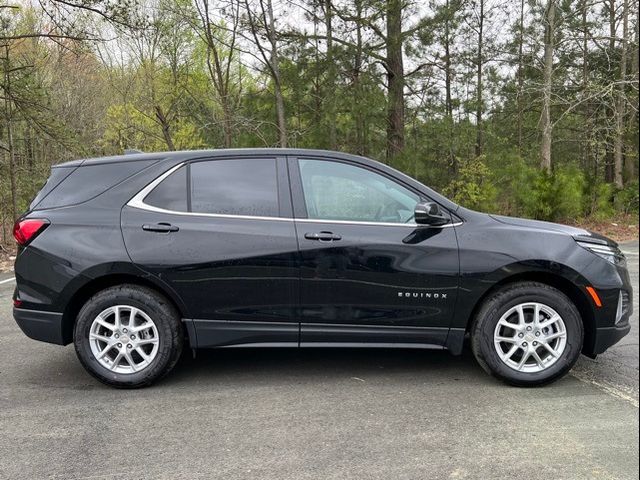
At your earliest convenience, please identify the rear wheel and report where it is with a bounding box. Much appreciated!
[74,285,183,388]
[471,282,583,386]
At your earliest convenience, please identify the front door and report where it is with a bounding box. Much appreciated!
[121,155,299,348]
[289,157,460,347]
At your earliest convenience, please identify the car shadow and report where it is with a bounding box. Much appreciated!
[161,345,488,388]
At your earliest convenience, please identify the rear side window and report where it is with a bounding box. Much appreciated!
[35,160,157,210]
[142,158,279,217]
[190,159,279,217]
[144,166,187,211]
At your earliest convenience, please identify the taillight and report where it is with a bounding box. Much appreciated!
[13,218,49,246]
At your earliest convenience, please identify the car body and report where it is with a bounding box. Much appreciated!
[12,149,633,387]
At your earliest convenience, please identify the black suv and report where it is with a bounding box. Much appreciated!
[12,149,632,388]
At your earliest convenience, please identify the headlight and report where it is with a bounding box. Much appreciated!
[576,241,626,266]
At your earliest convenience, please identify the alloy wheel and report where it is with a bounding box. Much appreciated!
[89,305,160,374]
[493,302,567,373]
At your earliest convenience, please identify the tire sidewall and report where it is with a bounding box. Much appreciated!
[74,287,181,388]
[475,285,583,386]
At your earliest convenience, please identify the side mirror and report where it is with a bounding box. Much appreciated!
[414,201,450,226]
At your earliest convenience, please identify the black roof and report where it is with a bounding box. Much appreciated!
[54,148,372,168]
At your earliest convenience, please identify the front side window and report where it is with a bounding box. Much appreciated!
[298,159,419,223]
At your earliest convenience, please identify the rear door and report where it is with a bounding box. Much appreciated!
[121,155,300,348]
[289,156,460,347]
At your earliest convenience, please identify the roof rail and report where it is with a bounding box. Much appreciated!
[124,149,144,154]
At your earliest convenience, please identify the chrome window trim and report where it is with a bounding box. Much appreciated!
[127,161,463,229]
[296,218,461,228]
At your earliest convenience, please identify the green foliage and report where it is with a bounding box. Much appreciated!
[615,181,640,214]
[1,0,638,241]
[443,156,496,211]
[518,166,586,222]
[589,182,616,221]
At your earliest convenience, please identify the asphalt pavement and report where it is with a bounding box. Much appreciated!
[0,242,638,479]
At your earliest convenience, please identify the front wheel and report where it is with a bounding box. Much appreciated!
[74,285,184,388]
[471,282,583,387]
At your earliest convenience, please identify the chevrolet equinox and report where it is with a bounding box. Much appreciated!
[12,149,633,388]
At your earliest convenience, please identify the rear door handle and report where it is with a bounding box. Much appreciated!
[304,231,342,242]
[142,222,179,233]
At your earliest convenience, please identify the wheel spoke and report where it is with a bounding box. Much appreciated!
[90,332,112,343]
[128,307,141,327]
[132,321,154,333]
[124,350,137,372]
[97,343,114,359]
[135,346,151,362]
[114,306,122,329]
[534,304,541,326]
[504,345,519,360]
[540,342,558,358]
[110,351,124,370]
[543,331,566,342]
[136,337,159,346]
[516,305,526,326]
[539,314,561,330]
[495,336,517,344]
[95,317,116,331]
[531,349,545,368]
[498,319,519,331]
[517,350,530,370]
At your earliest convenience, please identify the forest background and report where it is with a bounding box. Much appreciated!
[1,0,638,253]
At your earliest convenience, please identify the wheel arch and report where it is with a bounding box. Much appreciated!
[465,271,597,356]
[60,273,188,345]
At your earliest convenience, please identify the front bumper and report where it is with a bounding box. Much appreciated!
[591,322,632,355]
[13,308,65,345]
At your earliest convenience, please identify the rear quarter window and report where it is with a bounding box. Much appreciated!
[34,160,158,210]
[30,166,77,210]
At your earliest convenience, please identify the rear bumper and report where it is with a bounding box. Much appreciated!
[13,308,65,345]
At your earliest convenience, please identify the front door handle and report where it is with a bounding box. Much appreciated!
[142,222,179,233]
[304,231,342,242]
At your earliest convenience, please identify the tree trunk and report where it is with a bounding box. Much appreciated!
[474,0,485,158]
[626,14,639,180]
[265,0,287,147]
[354,0,366,155]
[582,0,592,173]
[3,45,17,222]
[154,106,176,151]
[324,0,337,149]
[540,0,556,172]
[613,0,628,187]
[444,0,455,173]
[605,0,616,183]
[516,0,525,154]
[385,0,404,161]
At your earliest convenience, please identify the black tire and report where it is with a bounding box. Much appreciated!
[471,281,583,387]
[74,284,183,388]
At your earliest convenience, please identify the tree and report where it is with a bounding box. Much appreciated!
[540,0,556,172]
[243,0,288,147]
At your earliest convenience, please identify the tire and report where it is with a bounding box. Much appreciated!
[74,284,184,388]
[471,281,583,387]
